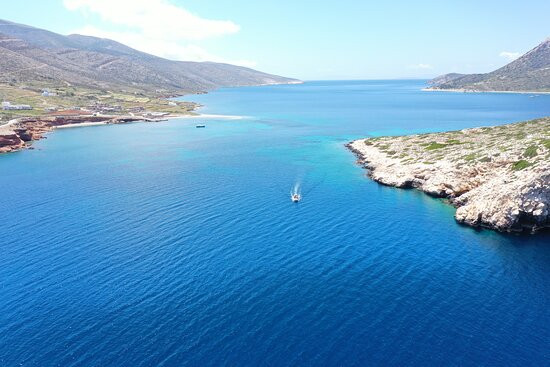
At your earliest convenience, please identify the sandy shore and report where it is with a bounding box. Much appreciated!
[1,113,244,135]
[258,80,304,86]
[54,121,108,129]
[40,113,244,129]
[0,112,250,154]
[174,113,245,120]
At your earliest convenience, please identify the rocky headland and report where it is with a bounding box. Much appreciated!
[427,38,550,93]
[348,118,550,233]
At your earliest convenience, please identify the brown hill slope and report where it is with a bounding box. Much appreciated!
[0,19,299,94]
[429,39,550,92]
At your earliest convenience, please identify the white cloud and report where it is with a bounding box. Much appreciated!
[409,63,433,70]
[72,26,256,67]
[64,0,239,40]
[499,51,521,61]
[63,0,254,66]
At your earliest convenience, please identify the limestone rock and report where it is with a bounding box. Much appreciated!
[347,118,550,233]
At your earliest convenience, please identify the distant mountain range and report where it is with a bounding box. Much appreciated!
[428,38,550,92]
[0,19,298,94]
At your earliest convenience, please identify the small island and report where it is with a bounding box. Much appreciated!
[348,118,550,233]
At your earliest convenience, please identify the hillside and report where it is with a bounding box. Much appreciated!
[0,19,299,94]
[427,73,465,86]
[428,39,550,92]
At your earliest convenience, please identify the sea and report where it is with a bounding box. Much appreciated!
[1,80,549,366]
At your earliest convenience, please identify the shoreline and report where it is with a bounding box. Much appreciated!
[0,111,249,153]
[0,78,298,154]
[0,115,152,153]
[347,118,550,234]
[258,80,304,86]
[174,113,245,120]
[422,87,550,95]
[54,121,109,129]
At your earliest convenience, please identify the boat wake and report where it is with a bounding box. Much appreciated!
[291,182,302,202]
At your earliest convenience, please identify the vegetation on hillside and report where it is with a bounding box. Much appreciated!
[0,84,196,122]
[429,39,550,92]
[365,117,550,172]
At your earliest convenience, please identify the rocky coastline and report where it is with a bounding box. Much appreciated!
[347,118,550,233]
[0,115,166,153]
[422,88,550,94]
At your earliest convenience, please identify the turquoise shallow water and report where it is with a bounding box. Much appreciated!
[0,80,549,366]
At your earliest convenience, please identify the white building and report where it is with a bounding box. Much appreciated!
[3,103,32,110]
[42,89,57,97]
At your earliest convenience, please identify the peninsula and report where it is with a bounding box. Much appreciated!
[348,118,550,233]
[427,38,550,93]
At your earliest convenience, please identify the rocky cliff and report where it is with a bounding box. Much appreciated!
[348,118,550,233]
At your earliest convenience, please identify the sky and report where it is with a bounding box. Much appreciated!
[1,0,549,80]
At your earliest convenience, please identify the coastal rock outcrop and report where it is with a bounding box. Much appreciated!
[348,118,550,233]
[0,133,24,153]
[0,115,147,153]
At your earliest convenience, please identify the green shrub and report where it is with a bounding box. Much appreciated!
[463,153,477,161]
[512,160,531,171]
[515,132,527,139]
[524,145,538,158]
[425,142,447,150]
[446,139,462,145]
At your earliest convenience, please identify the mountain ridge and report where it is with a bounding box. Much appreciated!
[0,19,299,94]
[428,39,550,92]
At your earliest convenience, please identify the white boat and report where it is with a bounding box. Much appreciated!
[291,193,301,202]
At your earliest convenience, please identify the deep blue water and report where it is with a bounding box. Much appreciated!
[1,80,549,366]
